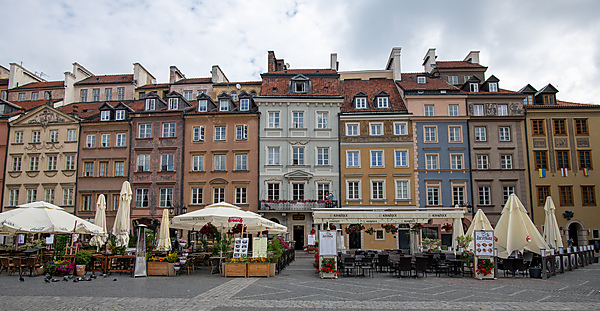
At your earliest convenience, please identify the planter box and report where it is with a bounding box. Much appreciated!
[147,262,175,276]
[320,272,337,279]
[269,263,276,277]
[247,263,270,277]
[223,262,247,277]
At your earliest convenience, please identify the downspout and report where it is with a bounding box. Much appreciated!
[524,109,534,222]
[1,121,10,212]
[257,110,261,213]
[465,98,474,217]
[337,111,341,208]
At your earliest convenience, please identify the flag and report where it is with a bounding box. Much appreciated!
[584,167,589,176]
[561,168,568,177]
[539,168,546,178]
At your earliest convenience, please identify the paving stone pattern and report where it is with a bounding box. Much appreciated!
[1,253,599,310]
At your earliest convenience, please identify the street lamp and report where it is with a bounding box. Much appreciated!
[169,204,187,216]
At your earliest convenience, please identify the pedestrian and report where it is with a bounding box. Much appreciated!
[567,238,573,248]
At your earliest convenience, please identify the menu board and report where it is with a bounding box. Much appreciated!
[319,231,337,256]
[252,237,267,258]
[474,231,494,256]
[307,234,315,246]
[233,238,249,258]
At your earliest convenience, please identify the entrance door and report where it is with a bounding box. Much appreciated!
[398,230,410,249]
[349,231,361,249]
[568,223,580,246]
[293,225,304,250]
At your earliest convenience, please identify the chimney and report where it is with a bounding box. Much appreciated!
[386,47,402,81]
[330,53,338,71]
[464,51,480,64]
[267,51,277,72]
[423,48,437,73]
[72,104,78,118]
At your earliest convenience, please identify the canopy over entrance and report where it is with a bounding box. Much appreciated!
[313,207,467,224]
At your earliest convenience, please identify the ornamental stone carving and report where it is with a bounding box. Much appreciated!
[28,110,66,128]
[554,138,568,148]
[577,138,590,148]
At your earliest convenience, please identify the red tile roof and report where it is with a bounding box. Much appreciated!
[214,81,262,86]
[340,79,406,113]
[468,88,521,95]
[173,77,212,84]
[13,81,65,89]
[59,102,108,118]
[525,100,600,109]
[435,61,485,68]
[75,74,134,85]
[268,69,336,75]
[128,99,146,112]
[260,71,340,97]
[397,73,458,91]
[2,100,61,117]
[136,83,169,90]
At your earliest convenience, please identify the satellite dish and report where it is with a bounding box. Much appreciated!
[236,84,241,89]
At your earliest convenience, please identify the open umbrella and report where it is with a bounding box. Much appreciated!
[112,181,132,247]
[465,209,494,250]
[89,195,108,250]
[156,208,171,252]
[494,194,549,258]
[0,201,103,235]
[543,196,564,249]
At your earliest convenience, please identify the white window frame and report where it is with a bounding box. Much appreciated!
[370,180,386,200]
[448,104,459,116]
[183,91,193,101]
[32,131,40,143]
[26,189,37,203]
[394,122,408,135]
[15,132,23,144]
[346,151,360,168]
[448,76,458,85]
[8,189,19,206]
[235,154,247,171]
[101,110,110,121]
[477,155,489,170]
[450,154,463,170]
[162,123,176,138]
[65,155,76,170]
[86,134,95,148]
[192,155,204,172]
[395,179,410,200]
[92,88,100,101]
[117,87,125,100]
[115,161,125,176]
[370,150,384,168]
[427,186,440,206]
[346,123,359,136]
[394,150,408,167]
[49,130,59,142]
[161,153,174,171]
[159,188,173,208]
[426,154,438,170]
[424,126,437,142]
[145,99,156,111]
[63,188,74,206]
[197,100,208,112]
[291,182,305,200]
[501,154,513,169]
[417,76,426,83]
[355,97,367,109]
[473,104,484,116]
[503,186,515,204]
[12,156,21,171]
[236,125,248,141]
[474,127,487,142]
[240,98,249,111]
[470,83,479,92]
[499,127,511,141]
[424,105,435,116]
[479,186,491,205]
[448,126,462,142]
[292,111,304,128]
[267,147,280,165]
[267,182,280,200]
[268,111,280,128]
[191,187,203,205]
[498,104,508,116]
[317,147,330,166]
[193,126,205,142]
[219,99,228,111]
[101,133,110,148]
[105,88,112,101]
[214,126,226,141]
[115,133,126,147]
[377,97,389,108]
[29,156,39,171]
[138,124,152,138]
[115,110,125,120]
[346,180,361,200]
[316,112,328,129]
[235,187,247,204]
[369,122,383,136]
[45,188,54,204]
[167,98,179,110]
[452,186,465,206]
[137,154,151,172]
[292,146,305,165]
[489,82,498,92]
[213,154,226,171]
[136,188,149,208]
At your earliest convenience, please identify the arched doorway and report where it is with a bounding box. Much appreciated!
[568,222,583,246]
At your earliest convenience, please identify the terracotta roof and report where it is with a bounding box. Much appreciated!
[214,81,262,86]
[260,71,340,97]
[75,74,134,85]
[2,100,60,117]
[13,81,65,89]
[396,73,458,91]
[467,88,521,95]
[136,83,169,90]
[59,102,109,118]
[128,99,146,112]
[525,100,600,109]
[435,61,485,68]
[267,69,336,74]
[173,77,212,84]
[340,79,406,113]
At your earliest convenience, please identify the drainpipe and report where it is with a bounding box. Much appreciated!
[1,121,10,212]
[524,111,534,222]
[337,111,341,208]
[465,98,474,217]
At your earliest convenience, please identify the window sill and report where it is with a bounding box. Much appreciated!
[12,143,23,145]
[395,199,411,202]
[190,170,205,173]
[265,165,283,168]
[346,199,362,202]
[370,199,386,202]
[160,136,176,139]
[65,140,78,143]
[289,128,307,131]
[265,127,282,130]
[159,170,176,173]
[315,165,332,168]
[287,165,310,168]
[233,169,249,172]
[29,142,41,145]
[211,170,228,173]
[136,170,151,173]
[314,128,332,131]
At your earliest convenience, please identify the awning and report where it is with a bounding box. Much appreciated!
[312,207,466,224]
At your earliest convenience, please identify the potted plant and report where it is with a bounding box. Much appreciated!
[475,258,494,279]
[319,257,339,279]
[411,223,423,231]
[147,253,177,276]
[224,257,248,277]
[173,262,181,273]
[382,224,398,234]
[75,250,92,276]
[441,223,453,232]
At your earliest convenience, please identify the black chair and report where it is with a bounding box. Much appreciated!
[503,258,515,277]
[397,256,413,278]
[359,257,375,277]
[377,254,389,272]
[435,257,450,276]
[342,257,356,277]
[514,258,529,277]
[414,257,428,278]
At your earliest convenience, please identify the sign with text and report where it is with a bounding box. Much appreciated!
[307,234,315,246]
[319,231,337,256]
[475,230,494,256]
[252,237,267,258]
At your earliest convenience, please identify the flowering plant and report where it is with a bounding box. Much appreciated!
[45,260,75,276]
[260,199,333,204]
[313,252,319,269]
[441,223,453,231]
[248,257,268,263]
[310,229,315,235]
[318,258,339,275]
[304,245,318,252]
[345,224,365,234]
[411,223,423,231]
[456,235,473,249]
[182,249,190,253]
[179,257,187,261]
[365,227,374,235]
[382,224,398,234]
[326,223,336,230]
[228,224,246,235]
[199,223,219,239]
[173,262,180,267]
[476,258,494,276]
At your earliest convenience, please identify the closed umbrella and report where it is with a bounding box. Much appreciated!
[543,196,564,249]
[451,205,465,251]
[89,195,108,250]
[494,194,549,258]
[156,208,171,252]
[465,209,494,250]
[112,181,132,247]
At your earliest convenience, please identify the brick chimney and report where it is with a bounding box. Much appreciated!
[72,104,78,118]
[268,51,277,72]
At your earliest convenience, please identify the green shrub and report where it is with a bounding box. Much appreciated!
[75,250,92,265]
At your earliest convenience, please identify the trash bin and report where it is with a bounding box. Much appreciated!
[529,267,542,278]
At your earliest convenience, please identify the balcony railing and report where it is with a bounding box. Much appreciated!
[259,200,338,211]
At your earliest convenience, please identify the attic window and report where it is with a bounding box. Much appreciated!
[219,99,229,111]
[198,100,207,112]
[543,95,555,105]
[294,81,306,93]
[355,97,367,109]
[240,99,249,111]
[231,91,238,102]
[417,76,426,84]
[168,98,179,110]
[376,97,389,108]
[100,110,110,121]
[470,83,479,92]
[115,110,125,120]
[145,99,155,111]
[489,83,498,92]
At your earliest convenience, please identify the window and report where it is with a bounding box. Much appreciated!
[453,186,465,206]
[15,132,23,144]
[145,99,155,111]
[369,123,383,136]
[219,99,228,111]
[137,154,150,172]
[50,130,59,142]
[535,151,548,169]
[99,110,110,121]
[449,126,461,142]
[80,89,88,102]
[92,88,100,101]
[117,87,125,100]
[159,188,173,207]
[377,97,389,108]
[370,151,383,167]
[236,187,247,204]
[347,181,360,200]
[479,186,491,205]
[579,150,592,169]
[83,162,94,176]
[503,186,515,204]
[525,95,533,105]
[424,126,437,142]
[32,131,40,143]
[395,150,408,167]
[105,88,112,101]
[18,93,25,101]
[214,126,226,141]
[543,94,555,105]
[292,183,305,200]
[47,155,57,171]
[192,126,204,142]
[86,134,95,148]
[424,105,435,116]
[214,154,226,171]
[161,154,174,171]
[197,100,208,112]
[450,154,463,170]
[395,180,409,200]
[115,110,125,120]
[473,105,484,116]
[582,186,596,206]
[136,189,149,208]
[267,147,280,165]
[162,123,176,138]
[498,104,508,116]
[317,112,328,129]
[63,188,74,206]
[448,76,458,85]
[236,154,247,170]
[81,194,92,211]
[556,151,570,169]
[475,127,487,142]
[292,112,304,128]
[45,188,54,204]
[11,156,21,171]
[317,147,330,166]
[427,186,439,206]
[115,161,125,176]
[268,112,280,128]
[532,120,545,135]
[317,183,329,200]
[489,83,498,92]
[212,187,225,204]
[65,155,75,170]
[477,155,489,170]
[26,189,37,203]
[355,97,367,109]
[501,155,513,169]
[236,125,248,141]
[426,154,438,170]
[8,189,18,206]
[138,124,152,138]
[183,91,193,101]
[346,123,359,136]
[417,76,426,83]
[191,188,203,205]
[198,90,207,95]
[560,186,573,206]
[101,134,110,147]
[29,156,39,171]
[115,133,126,147]
[292,147,305,165]
[554,119,566,135]
[192,155,204,171]
[470,83,479,92]
[537,186,550,206]
[267,183,280,200]
[371,181,385,200]
[499,127,511,141]
[448,105,459,116]
[575,119,588,135]
[394,122,407,135]
[168,98,179,110]
[347,151,360,167]
[31,92,39,100]
[294,81,306,93]
[240,99,249,111]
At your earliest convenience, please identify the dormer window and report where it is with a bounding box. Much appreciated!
[198,100,207,112]
[543,94,555,105]
[355,97,367,109]
[377,97,389,108]
[168,98,179,110]
[294,81,306,93]
[489,83,498,92]
[240,99,249,111]
[290,74,310,94]
[417,76,426,84]
[219,99,229,111]
[115,110,125,120]
[100,110,111,121]
[145,99,155,111]
[470,83,479,92]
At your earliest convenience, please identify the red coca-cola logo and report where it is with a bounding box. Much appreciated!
[526,236,531,242]
[494,236,498,242]
[228,217,242,223]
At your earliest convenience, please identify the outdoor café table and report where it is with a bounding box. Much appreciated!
[447,258,465,277]
[89,254,108,274]
[107,255,135,275]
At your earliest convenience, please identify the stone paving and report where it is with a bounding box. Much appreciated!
[0,252,599,310]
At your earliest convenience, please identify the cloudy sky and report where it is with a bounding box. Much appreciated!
[2,0,598,104]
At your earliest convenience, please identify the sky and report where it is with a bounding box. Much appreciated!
[1,0,599,104]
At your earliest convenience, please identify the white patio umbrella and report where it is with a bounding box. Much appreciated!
[0,201,104,235]
[494,194,549,258]
[156,208,171,252]
[89,195,108,250]
[465,209,494,250]
[451,205,465,251]
[543,196,564,249]
[112,181,132,247]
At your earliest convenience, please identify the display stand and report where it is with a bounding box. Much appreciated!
[474,231,495,280]
[318,230,337,279]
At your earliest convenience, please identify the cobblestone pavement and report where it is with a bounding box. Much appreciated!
[1,253,600,310]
